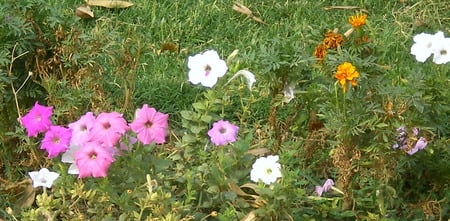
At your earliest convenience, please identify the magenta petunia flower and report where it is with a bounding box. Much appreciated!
[41,125,72,158]
[129,104,169,145]
[68,112,95,146]
[207,120,239,146]
[88,112,128,147]
[20,101,53,137]
[74,142,114,178]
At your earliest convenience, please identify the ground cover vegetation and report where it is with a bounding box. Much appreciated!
[1,0,449,220]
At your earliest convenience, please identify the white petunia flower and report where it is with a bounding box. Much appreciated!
[410,31,445,62]
[431,37,450,64]
[250,155,282,185]
[188,50,228,87]
[226,69,256,90]
[28,168,60,188]
[61,143,80,174]
[282,84,295,103]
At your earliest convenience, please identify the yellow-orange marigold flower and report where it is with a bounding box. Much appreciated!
[323,31,343,49]
[349,13,367,29]
[335,62,359,92]
[314,43,327,62]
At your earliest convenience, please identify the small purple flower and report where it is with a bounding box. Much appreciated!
[393,126,428,155]
[315,186,324,197]
[315,178,334,196]
[322,179,334,192]
[392,126,407,149]
[415,137,428,150]
[407,137,428,155]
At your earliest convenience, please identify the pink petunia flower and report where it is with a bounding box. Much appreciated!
[68,112,95,146]
[41,125,72,158]
[207,120,239,146]
[129,104,169,145]
[88,112,128,147]
[20,101,53,137]
[74,142,114,178]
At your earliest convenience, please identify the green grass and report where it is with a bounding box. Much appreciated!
[1,0,449,220]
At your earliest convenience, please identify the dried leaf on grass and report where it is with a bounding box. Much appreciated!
[76,5,94,19]
[245,147,270,156]
[241,211,257,221]
[86,0,134,9]
[232,2,265,24]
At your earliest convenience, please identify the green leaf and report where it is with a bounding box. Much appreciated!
[180,110,193,120]
[200,114,212,123]
[192,102,206,111]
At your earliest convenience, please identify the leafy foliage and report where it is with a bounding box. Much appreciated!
[1,0,449,220]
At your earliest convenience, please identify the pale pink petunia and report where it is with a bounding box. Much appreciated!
[74,142,114,178]
[88,112,128,147]
[68,112,95,146]
[41,125,72,158]
[20,101,53,137]
[207,120,239,146]
[129,104,169,145]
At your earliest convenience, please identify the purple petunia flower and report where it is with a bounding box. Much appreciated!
[207,120,239,146]
[315,178,335,196]
[407,137,428,155]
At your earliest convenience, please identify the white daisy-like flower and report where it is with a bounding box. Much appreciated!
[28,168,60,188]
[410,31,445,62]
[188,50,228,87]
[250,155,282,185]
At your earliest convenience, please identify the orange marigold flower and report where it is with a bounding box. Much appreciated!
[335,62,359,92]
[314,43,327,62]
[323,31,343,49]
[349,13,367,29]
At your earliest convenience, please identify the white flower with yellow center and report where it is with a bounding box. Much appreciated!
[250,155,282,185]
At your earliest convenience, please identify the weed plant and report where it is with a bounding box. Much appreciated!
[1,0,449,220]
